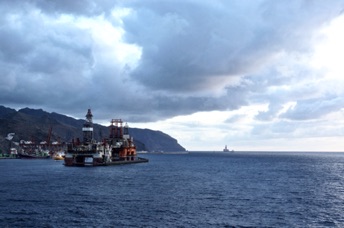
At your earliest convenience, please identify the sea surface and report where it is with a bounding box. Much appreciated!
[1,152,344,227]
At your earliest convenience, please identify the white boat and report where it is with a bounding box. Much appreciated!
[53,151,65,160]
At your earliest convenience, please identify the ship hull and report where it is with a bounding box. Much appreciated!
[64,156,148,166]
[104,157,149,166]
[0,154,20,159]
[18,154,50,159]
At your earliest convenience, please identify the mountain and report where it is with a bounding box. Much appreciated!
[0,106,186,153]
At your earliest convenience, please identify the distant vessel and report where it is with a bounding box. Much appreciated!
[64,109,148,166]
[223,145,233,152]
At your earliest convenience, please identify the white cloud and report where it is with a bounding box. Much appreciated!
[131,11,344,151]
[311,14,344,81]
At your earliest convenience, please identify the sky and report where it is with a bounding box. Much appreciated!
[1,0,344,151]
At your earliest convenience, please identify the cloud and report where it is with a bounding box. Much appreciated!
[123,0,344,93]
[34,0,119,16]
[0,0,344,128]
[281,96,344,121]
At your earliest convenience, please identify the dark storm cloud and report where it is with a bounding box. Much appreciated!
[0,0,343,122]
[98,84,248,122]
[123,0,344,92]
[34,0,119,16]
[0,4,94,106]
[123,1,265,92]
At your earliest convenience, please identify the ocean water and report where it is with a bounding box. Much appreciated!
[1,152,344,227]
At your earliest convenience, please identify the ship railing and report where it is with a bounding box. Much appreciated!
[67,152,100,156]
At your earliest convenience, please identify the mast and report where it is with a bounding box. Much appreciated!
[109,119,123,139]
[82,109,94,144]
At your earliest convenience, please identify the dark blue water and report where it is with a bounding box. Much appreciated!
[1,152,344,227]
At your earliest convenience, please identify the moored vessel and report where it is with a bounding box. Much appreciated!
[18,142,50,159]
[52,151,65,160]
[64,109,148,166]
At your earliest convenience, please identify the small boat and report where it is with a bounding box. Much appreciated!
[53,151,65,160]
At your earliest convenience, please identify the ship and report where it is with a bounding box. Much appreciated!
[16,127,64,159]
[64,109,149,166]
[223,145,234,152]
[52,151,65,160]
[18,141,50,159]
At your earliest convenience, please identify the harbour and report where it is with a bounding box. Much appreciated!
[1,108,149,166]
